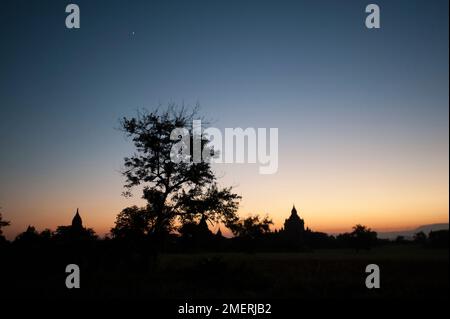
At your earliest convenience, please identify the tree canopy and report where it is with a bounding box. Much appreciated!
[0,212,10,237]
[112,106,241,239]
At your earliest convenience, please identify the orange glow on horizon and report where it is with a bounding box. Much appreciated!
[1,142,448,240]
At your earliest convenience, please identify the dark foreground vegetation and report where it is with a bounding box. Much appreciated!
[0,236,448,299]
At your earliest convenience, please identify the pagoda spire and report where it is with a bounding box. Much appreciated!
[291,204,298,216]
[71,208,83,229]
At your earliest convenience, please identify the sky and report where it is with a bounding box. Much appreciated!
[0,0,448,239]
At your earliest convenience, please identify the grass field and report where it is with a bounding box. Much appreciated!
[3,245,448,299]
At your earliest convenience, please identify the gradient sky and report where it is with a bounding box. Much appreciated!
[0,0,448,239]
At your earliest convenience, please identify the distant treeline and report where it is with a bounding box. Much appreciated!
[1,215,448,253]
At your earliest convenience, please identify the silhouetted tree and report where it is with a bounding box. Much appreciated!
[178,216,216,251]
[413,231,427,245]
[53,225,97,241]
[39,229,53,241]
[0,212,10,238]
[14,226,40,244]
[111,206,156,240]
[12,226,55,246]
[428,230,449,249]
[307,231,335,249]
[119,106,241,240]
[350,224,377,251]
[395,235,406,244]
[229,215,273,239]
[336,232,352,248]
[177,184,240,229]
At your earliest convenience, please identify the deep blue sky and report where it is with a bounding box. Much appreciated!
[0,0,448,237]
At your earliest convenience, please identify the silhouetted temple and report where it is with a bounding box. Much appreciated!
[283,205,305,241]
[53,208,95,241]
[72,208,83,231]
